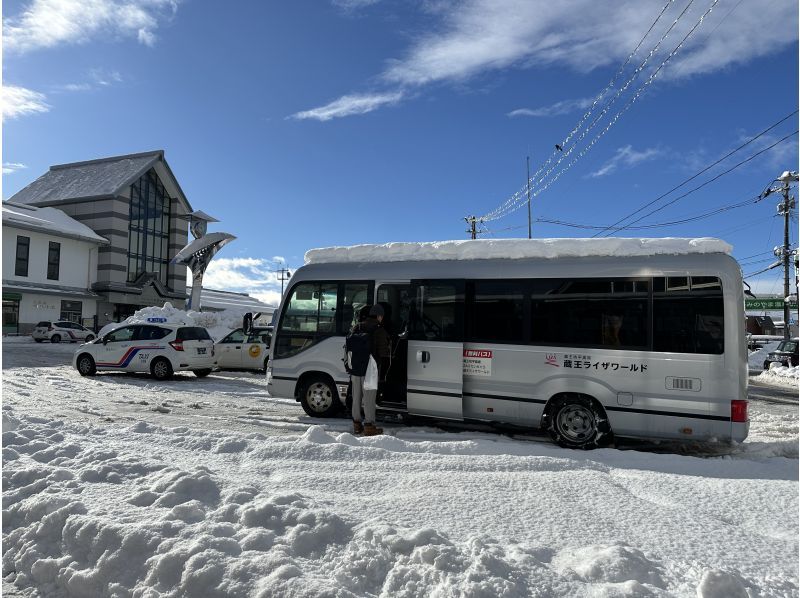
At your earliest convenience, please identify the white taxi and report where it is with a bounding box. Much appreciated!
[73,320,217,380]
[33,321,96,343]
[214,326,272,371]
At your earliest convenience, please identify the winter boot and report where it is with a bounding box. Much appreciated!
[363,423,383,436]
[353,420,364,435]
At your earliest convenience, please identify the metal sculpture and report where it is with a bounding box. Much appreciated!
[172,211,235,310]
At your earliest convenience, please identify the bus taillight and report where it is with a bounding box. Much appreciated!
[731,400,748,423]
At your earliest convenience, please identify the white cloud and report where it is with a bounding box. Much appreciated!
[290,91,404,122]
[191,257,289,306]
[298,0,797,119]
[3,0,179,54]
[332,0,380,11]
[54,69,124,93]
[1,85,50,120]
[507,97,594,118]
[590,145,661,177]
[2,162,28,174]
[383,0,797,86]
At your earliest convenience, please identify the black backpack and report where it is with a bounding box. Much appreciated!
[345,326,372,376]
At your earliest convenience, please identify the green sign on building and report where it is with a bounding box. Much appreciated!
[745,298,798,310]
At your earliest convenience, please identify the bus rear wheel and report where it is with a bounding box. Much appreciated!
[299,376,339,418]
[546,394,610,450]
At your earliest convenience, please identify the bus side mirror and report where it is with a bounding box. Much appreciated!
[398,329,409,340]
[243,313,253,335]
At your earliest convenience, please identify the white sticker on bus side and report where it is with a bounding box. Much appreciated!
[463,349,492,377]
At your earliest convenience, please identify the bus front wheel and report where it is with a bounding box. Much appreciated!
[298,375,339,418]
[545,394,610,450]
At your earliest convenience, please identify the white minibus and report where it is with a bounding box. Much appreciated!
[266,239,748,449]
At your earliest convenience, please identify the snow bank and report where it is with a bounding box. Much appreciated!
[756,364,800,389]
[3,409,797,598]
[748,341,780,371]
[97,303,256,341]
[305,237,732,264]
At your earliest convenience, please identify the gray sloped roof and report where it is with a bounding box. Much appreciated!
[8,151,163,206]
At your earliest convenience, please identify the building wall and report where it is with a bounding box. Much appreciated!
[2,225,98,289]
[58,198,130,287]
[17,294,97,333]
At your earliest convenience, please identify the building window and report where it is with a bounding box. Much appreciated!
[15,236,30,277]
[47,241,61,280]
[60,300,83,324]
[127,168,171,284]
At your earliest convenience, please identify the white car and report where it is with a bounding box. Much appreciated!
[73,321,217,380]
[214,327,272,371]
[32,321,96,343]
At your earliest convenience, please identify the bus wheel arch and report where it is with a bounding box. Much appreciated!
[542,393,612,450]
[297,372,340,418]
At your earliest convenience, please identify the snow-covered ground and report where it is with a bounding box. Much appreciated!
[2,338,798,597]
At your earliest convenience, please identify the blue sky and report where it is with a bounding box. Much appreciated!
[2,0,798,305]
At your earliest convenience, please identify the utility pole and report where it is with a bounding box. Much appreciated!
[464,216,480,240]
[276,267,292,296]
[777,171,798,339]
[527,156,532,239]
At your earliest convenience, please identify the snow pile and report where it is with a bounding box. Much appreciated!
[97,303,250,340]
[3,407,797,598]
[305,238,732,264]
[748,341,781,371]
[756,364,800,389]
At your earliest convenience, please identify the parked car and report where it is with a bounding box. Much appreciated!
[33,321,95,343]
[214,326,272,372]
[73,323,217,380]
[763,338,799,370]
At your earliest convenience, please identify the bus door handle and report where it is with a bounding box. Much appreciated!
[416,350,430,363]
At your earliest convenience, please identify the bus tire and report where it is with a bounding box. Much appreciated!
[545,394,611,450]
[298,375,339,418]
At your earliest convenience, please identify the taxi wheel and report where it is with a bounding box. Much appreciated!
[76,354,96,377]
[51,335,62,343]
[193,369,212,378]
[151,358,174,381]
[299,376,339,418]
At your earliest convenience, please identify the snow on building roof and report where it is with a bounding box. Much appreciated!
[305,238,732,265]
[186,287,276,313]
[7,151,164,206]
[2,202,109,244]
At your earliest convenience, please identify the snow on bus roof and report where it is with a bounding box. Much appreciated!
[304,238,732,265]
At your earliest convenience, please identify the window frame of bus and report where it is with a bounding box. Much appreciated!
[528,277,651,351]
[407,280,465,343]
[274,280,374,359]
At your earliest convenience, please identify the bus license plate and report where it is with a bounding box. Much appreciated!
[197,348,207,355]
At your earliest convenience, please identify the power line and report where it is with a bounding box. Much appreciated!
[483,0,722,222]
[591,110,798,236]
[535,193,762,231]
[599,129,799,234]
[479,0,691,222]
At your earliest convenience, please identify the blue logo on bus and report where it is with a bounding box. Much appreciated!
[146,317,168,323]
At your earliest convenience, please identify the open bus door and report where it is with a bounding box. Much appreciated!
[405,280,464,420]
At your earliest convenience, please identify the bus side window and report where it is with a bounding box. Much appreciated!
[653,276,724,354]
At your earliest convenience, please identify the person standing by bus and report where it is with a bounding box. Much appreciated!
[348,304,390,436]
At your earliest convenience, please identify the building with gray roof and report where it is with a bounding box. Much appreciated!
[7,150,192,327]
